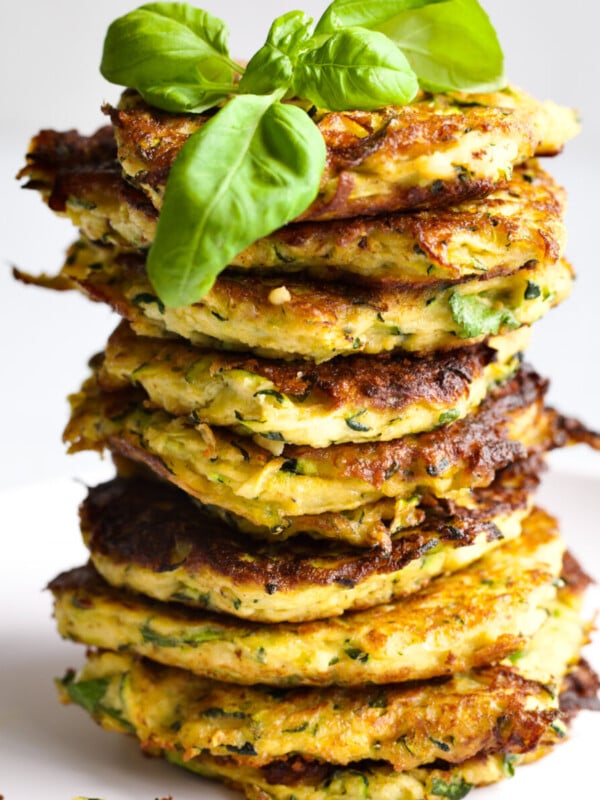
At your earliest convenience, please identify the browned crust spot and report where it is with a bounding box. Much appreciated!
[284,368,547,486]
[18,126,156,221]
[255,658,596,785]
[559,659,600,723]
[20,125,565,281]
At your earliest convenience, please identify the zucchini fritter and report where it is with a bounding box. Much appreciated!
[77,463,535,622]
[50,507,564,685]
[162,747,567,800]
[108,85,578,220]
[99,321,527,447]
[57,589,586,772]
[56,239,572,361]
[20,128,566,284]
[65,367,567,530]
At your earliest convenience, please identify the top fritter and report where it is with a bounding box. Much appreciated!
[109,86,577,223]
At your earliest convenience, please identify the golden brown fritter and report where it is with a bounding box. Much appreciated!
[20,127,566,284]
[98,321,526,447]
[58,587,585,772]
[230,160,566,282]
[50,506,565,684]
[65,366,580,534]
[108,85,578,220]
[74,459,540,622]
[37,239,572,361]
[18,126,156,249]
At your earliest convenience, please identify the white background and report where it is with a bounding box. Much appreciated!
[0,3,599,800]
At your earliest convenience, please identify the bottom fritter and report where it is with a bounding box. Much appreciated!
[58,613,595,799]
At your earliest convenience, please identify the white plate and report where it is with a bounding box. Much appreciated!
[1,467,598,800]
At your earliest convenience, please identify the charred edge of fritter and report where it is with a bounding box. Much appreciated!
[285,367,547,486]
[562,552,596,595]
[559,660,600,724]
[12,266,75,292]
[20,132,156,223]
[17,126,116,184]
[305,171,501,221]
[50,164,155,217]
[543,409,600,452]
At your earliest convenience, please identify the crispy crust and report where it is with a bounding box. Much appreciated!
[284,368,546,486]
[19,126,157,248]
[64,365,600,535]
[50,502,566,685]
[559,660,600,721]
[54,239,574,361]
[232,161,566,281]
[61,650,558,771]
[66,367,538,499]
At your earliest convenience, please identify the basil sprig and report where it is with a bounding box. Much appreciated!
[101,0,505,306]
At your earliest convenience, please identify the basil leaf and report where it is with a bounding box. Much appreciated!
[293,28,418,111]
[430,776,473,799]
[139,76,232,114]
[100,2,237,112]
[449,292,520,339]
[315,0,448,34]
[238,11,313,96]
[64,677,111,715]
[374,0,505,92]
[147,93,326,307]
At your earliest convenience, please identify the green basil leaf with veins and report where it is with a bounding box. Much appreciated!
[374,0,505,92]
[293,28,418,111]
[100,2,238,112]
[315,0,448,34]
[239,11,313,96]
[147,93,326,307]
[449,292,520,339]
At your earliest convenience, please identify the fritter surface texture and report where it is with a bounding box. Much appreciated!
[20,130,566,284]
[99,321,527,447]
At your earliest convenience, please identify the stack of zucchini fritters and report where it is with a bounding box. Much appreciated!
[20,81,600,799]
